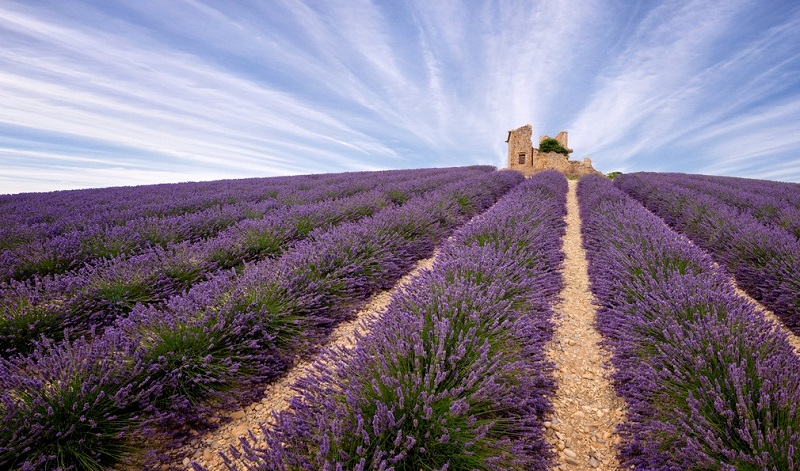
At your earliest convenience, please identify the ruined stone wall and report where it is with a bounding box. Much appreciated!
[539,132,573,154]
[555,131,573,154]
[555,131,569,149]
[505,124,601,178]
[530,152,599,178]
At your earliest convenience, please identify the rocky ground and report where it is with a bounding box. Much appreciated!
[544,180,625,470]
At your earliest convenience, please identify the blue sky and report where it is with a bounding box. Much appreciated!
[1,0,800,194]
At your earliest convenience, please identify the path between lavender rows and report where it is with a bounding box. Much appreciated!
[541,180,800,470]
[544,180,624,470]
[170,178,800,471]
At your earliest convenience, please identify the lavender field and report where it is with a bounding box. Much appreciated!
[1,168,800,470]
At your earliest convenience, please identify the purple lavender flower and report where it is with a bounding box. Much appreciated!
[580,174,800,470]
[616,172,800,335]
[226,170,566,470]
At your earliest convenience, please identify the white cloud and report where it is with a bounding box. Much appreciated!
[0,0,799,192]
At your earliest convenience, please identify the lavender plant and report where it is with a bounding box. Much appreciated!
[616,172,800,334]
[580,175,800,470]
[1,168,493,358]
[225,170,567,471]
[0,331,158,470]
[0,167,510,469]
[128,170,524,421]
[203,189,390,270]
[0,276,69,356]
[1,166,495,283]
[633,172,800,236]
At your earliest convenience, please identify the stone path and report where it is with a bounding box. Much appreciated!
[171,252,440,470]
[544,180,625,470]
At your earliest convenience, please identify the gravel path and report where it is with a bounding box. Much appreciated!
[545,180,625,470]
[171,252,440,470]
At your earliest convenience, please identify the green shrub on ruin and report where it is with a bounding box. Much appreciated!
[538,138,569,155]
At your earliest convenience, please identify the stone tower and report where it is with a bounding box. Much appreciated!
[506,124,534,168]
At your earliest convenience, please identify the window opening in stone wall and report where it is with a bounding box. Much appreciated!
[518,153,526,164]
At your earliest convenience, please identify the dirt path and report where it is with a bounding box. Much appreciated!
[172,252,440,470]
[545,180,624,470]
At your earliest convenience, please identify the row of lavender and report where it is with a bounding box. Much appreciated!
[221,170,568,471]
[0,169,523,470]
[1,167,466,248]
[1,168,487,358]
[633,172,800,238]
[1,173,333,275]
[580,175,800,469]
[1,167,487,282]
[615,173,800,334]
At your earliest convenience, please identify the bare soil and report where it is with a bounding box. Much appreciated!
[544,180,625,470]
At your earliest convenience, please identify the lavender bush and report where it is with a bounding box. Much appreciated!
[0,191,385,358]
[126,170,523,421]
[580,175,800,470]
[0,167,462,250]
[616,172,800,334]
[1,167,492,357]
[0,331,159,470]
[634,172,800,237]
[1,166,494,282]
[0,168,521,470]
[225,170,567,471]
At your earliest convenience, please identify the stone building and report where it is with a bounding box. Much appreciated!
[506,124,600,178]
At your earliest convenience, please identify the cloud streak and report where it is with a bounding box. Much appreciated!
[1,0,799,193]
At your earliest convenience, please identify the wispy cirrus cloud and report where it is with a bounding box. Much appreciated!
[567,0,800,178]
[1,0,799,193]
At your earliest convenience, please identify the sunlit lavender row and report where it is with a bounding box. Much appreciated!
[616,173,800,334]
[1,167,489,282]
[0,167,491,358]
[0,167,522,470]
[580,175,800,469]
[224,170,567,470]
